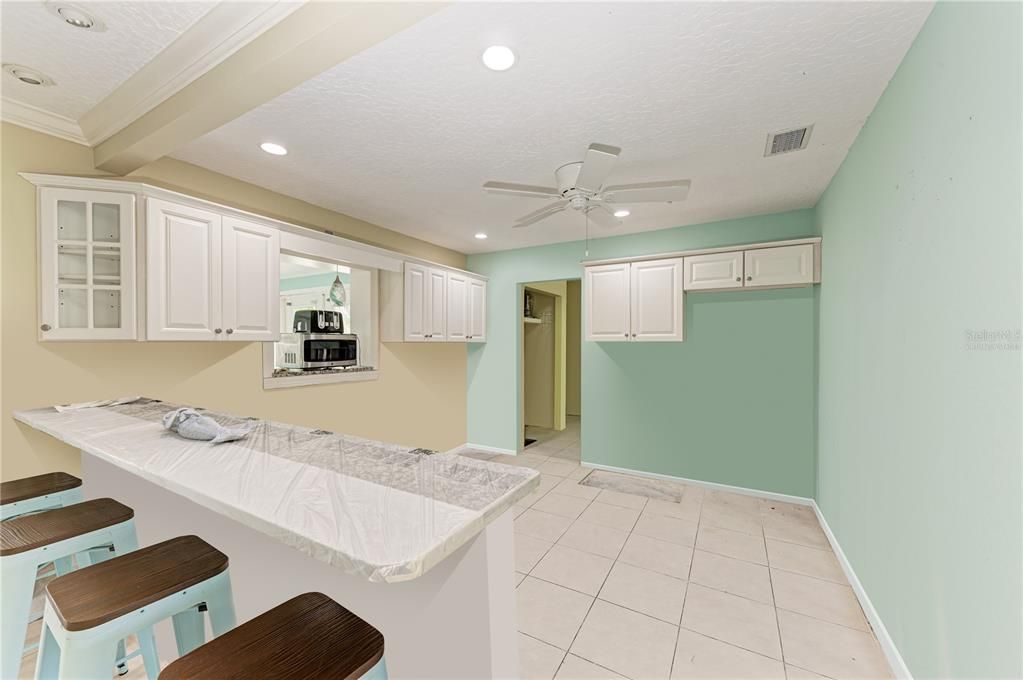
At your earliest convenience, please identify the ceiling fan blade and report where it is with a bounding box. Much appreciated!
[483,181,561,199]
[602,179,691,204]
[513,202,568,228]
[574,143,621,193]
[584,204,621,229]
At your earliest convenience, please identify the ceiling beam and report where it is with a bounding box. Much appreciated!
[93,1,446,175]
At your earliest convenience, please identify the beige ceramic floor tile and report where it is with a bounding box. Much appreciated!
[557,520,630,559]
[598,561,687,624]
[520,633,567,680]
[578,502,641,531]
[516,572,527,586]
[516,509,575,543]
[596,489,648,510]
[689,550,774,604]
[633,512,698,546]
[671,628,786,679]
[537,474,563,493]
[517,576,595,650]
[552,447,582,461]
[533,493,593,520]
[700,501,763,535]
[680,584,782,660]
[705,490,761,512]
[518,487,551,508]
[766,539,846,584]
[540,460,583,478]
[565,466,590,481]
[552,479,601,500]
[554,654,627,679]
[777,609,892,679]
[770,569,869,631]
[784,664,830,679]
[516,532,555,573]
[696,524,767,564]
[532,545,615,596]
[571,600,678,680]
[645,498,701,521]
[761,513,830,550]
[617,533,693,579]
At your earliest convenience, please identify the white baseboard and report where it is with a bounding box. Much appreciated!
[811,502,911,679]
[447,443,518,456]
[580,461,815,507]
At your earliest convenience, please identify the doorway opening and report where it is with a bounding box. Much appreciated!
[520,280,582,459]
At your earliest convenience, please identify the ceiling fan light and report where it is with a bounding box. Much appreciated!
[482,46,515,71]
[613,209,631,218]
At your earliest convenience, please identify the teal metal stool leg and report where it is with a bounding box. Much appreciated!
[171,606,205,657]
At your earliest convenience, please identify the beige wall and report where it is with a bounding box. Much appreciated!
[523,281,567,431]
[1,122,468,481]
[565,280,581,417]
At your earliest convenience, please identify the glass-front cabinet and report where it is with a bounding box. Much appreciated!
[39,187,136,340]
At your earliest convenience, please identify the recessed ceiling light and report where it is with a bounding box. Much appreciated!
[2,64,54,87]
[260,142,288,156]
[482,46,515,71]
[613,209,631,218]
[44,2,105,30]
[474,232,488,240]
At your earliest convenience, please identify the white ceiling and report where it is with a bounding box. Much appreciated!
[173,2,932,254]
[0,1,214,120]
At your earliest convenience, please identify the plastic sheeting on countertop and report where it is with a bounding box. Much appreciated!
[13,398,539,583]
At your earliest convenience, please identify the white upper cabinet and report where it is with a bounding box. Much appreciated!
[38,187,136,340]
[146,199,222,341]
[403,262,429,341]
[147,199,280,342]
[683,251,744,291]
[630,258,684,341]
[744,244,815,288]
[468,278,486,343]
[221,216,280,341]
[426,267,447,341]
[446,271,469,342]
[585,263,632,341]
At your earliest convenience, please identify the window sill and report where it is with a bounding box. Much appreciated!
[263,368,379,390]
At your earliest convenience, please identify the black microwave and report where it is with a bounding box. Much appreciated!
[277,333,358,370]
[292,309,344,334]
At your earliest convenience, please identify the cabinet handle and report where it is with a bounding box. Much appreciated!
[40,324,51,332]
[746,276,753,281]
[226,328,234,335]
[214,328,222,334]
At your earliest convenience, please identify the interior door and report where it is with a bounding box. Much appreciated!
[221,216,280,341]
[446,272,469,341]
[146,198,221,341]
[744,244,814,288]
[403,262,428,341]
[426,267,447,341]
[468,278,486,342]
[585,263,631,341]
[683,251,744,291]
[630,257,684,341]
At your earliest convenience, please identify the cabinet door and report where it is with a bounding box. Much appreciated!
[630,257,684,342]
[403,262,429,341]
[39,188,136,340]
[468,278,486,342]
[585,263,631,341]
[683,251,743,291]
[426,267,447,341]
[744,244,814,288]
[221,216,280,341]
[146,198,222,341]
[445,272,469,341]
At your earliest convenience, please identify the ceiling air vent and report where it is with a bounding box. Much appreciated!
[765,125,813,156]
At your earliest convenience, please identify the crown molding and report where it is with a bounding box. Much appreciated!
[78,1,301,145]
[0,98,89,146]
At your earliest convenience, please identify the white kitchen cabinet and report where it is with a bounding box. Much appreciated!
[446,271,469,342]
[403,262,429,341]
[585,263,632,341]
[744,244,814,288]
[426,267,447,341]
[468,278,486,342]
[630,258,684,341]
[147,199,280,341]
[38,187,137,340]
[683,251,744,291]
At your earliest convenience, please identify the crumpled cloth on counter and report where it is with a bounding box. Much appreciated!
[162,407,252,444]
[54,397,141,413]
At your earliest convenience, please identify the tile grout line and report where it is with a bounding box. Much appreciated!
[669,487,703,679]
[764,518,789,678]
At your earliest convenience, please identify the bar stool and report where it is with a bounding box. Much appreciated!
[1,472,82,520]
[0,498,153,680]
[160,592,387,679]
[36,535,236,680]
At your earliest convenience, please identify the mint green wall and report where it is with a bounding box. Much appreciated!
[814,4,1021,678]
[468,210,818,496]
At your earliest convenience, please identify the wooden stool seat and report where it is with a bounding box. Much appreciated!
[0,497,132,556]
[161,592,385,680]
[0,471,81,506]
[46,534,228,632]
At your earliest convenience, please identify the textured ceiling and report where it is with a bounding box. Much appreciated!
[0,1,214,119]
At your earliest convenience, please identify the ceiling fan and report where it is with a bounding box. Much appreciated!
[483,143,691,229]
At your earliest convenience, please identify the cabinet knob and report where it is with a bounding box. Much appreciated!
[735,277,741,282]
[746,276,753,281]
[226,328,234,335]
[632,333,637,337]
[214,328,222,334]
[40,323,51,332]
[624,333,629,337]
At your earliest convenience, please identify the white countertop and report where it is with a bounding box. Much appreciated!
[13,399,538,583]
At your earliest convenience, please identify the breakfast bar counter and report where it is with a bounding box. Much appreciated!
[14,398,537,678]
